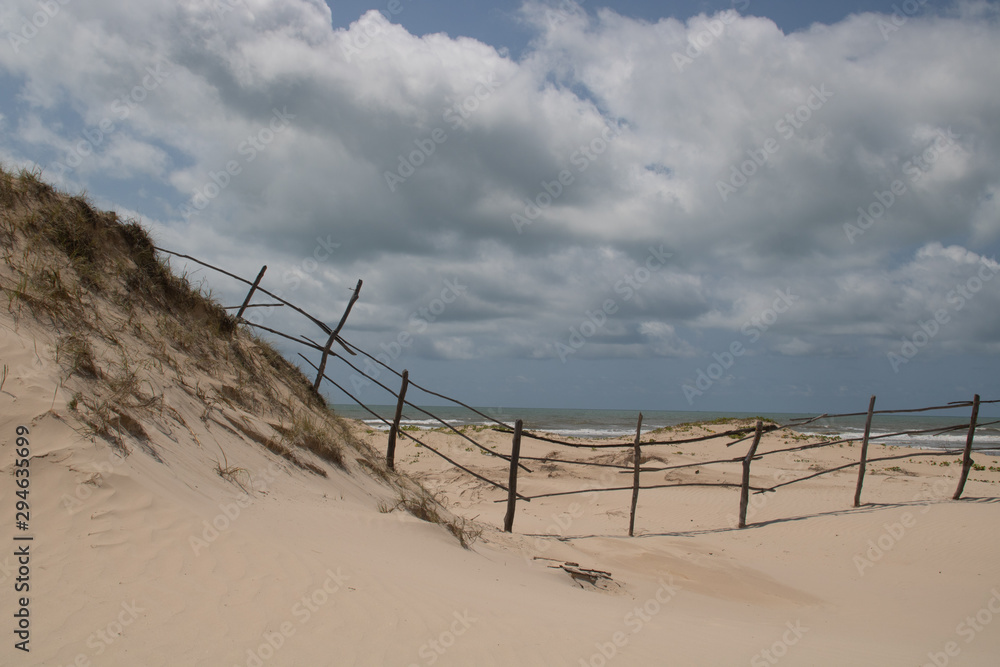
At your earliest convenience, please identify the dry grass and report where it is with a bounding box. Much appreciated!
[1,165,473,549]
[273,413,347,470]
[214,447,252,494]
[383,486,484,549]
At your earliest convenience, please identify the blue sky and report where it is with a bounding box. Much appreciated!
[324,0,916,56]
[1,0,998,415]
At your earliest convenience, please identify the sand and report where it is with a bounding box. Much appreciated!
[3,308,1000,666]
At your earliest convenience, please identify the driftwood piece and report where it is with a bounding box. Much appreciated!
[534,558,614,588]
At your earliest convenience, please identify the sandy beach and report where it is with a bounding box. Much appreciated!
[2,170,999,666]
[4,341,999,666]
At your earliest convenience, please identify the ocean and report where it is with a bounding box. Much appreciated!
[332,404,1000,454]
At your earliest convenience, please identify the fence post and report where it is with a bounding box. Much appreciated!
[386,370,409,471]
[235,265,267,320]
[738,420,764,529]
[953,394,981,500]
[628,413,644,537]
[313,279,363,391]
[853,395,877,507]
[503,419,524,533]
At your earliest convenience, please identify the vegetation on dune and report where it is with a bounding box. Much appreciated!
[0,164,480,548]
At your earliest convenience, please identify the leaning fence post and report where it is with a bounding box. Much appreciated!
[953,394,981,500]
[853,395,877,507]
[235,265,267,320]
[386,370,409,471]
[313,279,363,391]
[738,421,764,529]
[628,413,644,537]
[503,419,524,533]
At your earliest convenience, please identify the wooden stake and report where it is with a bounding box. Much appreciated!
[235,265,267,320]
[738,421,763,529]
[313,279,362,391]
[953,394,981,500]
[628,413,644,537]
[386,370,409,471]
[504,419,524,533]
[853,395,877,507]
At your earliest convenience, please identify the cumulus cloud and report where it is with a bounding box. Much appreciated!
[1,0,998,407]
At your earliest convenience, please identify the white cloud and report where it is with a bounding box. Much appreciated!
[1,0,998,388]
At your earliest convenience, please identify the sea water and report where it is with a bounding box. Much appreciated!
[332,404,1000,454]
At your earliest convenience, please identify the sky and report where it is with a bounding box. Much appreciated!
[1,0,998,416]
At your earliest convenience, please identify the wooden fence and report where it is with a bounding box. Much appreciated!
[153,247,1000,535]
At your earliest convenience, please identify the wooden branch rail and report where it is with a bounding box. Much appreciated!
[336,338,517,430]
[245,322,325,351]
[519,455,634,471]
[298,353,392,427]
[498,481,773,503]
[397,427,526,500]
[224,303,283,310]
[301,357,524,500]
[490,422,777,450]
[323,352,529,470]
[153,246,332,334]
[760,449,965,494]
[393,399,531,472]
